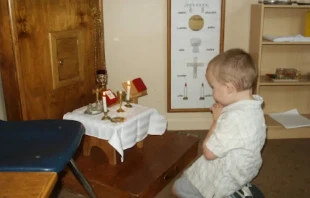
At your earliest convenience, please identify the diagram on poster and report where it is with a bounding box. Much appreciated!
[167,0,225,112]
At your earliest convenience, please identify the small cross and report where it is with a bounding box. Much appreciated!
[187,57,204,78]
[92,88,100,102]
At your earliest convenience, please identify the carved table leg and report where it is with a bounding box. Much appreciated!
[83,136,92,156]
[83,135,120,165]
[136,140,144,148]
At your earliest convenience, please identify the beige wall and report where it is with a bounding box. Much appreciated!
[103,0,257,130]
[0,0,257,126]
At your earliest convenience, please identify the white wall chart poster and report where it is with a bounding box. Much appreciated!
[167,0,225,112]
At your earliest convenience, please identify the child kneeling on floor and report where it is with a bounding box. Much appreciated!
[172,48,266,198]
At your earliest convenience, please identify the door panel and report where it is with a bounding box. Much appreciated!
[0,0,101,120]
[49,29,84,89]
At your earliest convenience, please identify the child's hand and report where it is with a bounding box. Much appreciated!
[210,103,223,121]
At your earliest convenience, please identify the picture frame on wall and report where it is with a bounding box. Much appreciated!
[167,0,225,112]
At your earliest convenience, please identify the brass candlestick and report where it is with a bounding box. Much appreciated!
[125,100,132,108]
[101,111,111,120]
[117,91,125,113]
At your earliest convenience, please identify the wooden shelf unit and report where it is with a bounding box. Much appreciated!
[250,4,310,139]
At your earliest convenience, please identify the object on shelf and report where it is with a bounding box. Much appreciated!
[266,68,301,82]
[276,68,297,79]
[263,34,310,42]
[259,0,293,4]
[265,74,277,79]
[269,109,310,129]
[265,75,299,82]
[297,0,310,5]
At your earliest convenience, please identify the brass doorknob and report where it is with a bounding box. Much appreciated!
[58,59,64,65]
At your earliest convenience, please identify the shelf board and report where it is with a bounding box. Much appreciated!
[262,4,310,8]
[259,75,310,86]
[265,114,310,139]
[262,39,310,45]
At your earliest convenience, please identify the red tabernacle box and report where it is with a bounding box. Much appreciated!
[103,89,117,106]
[132,78,147,92]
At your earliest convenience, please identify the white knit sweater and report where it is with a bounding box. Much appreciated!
[186,95,266,198]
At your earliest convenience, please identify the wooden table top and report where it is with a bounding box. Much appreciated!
[0,172,57,198]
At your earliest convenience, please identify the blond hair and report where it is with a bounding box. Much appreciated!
[207,48,257,92]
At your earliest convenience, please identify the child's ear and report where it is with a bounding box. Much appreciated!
[225,82,236,94]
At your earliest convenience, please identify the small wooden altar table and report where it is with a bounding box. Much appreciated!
[0,172,57,198]
[62,132,199,198]
[64,103,167,165]
[83,135,144,165]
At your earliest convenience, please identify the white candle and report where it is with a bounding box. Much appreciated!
[126,81,131,101]
[201,83,204,97]
[184,83,187,97]
[102,92,107,112]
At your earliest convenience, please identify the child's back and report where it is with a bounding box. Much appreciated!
[186,95,266,197]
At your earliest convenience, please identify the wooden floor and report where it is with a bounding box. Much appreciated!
[61,132,199,198]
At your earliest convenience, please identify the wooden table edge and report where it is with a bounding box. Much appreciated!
[40,172,58,197]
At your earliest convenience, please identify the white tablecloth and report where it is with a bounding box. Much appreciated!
[63,103,167,161]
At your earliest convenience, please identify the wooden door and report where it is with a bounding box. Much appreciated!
[0,0,102,120]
